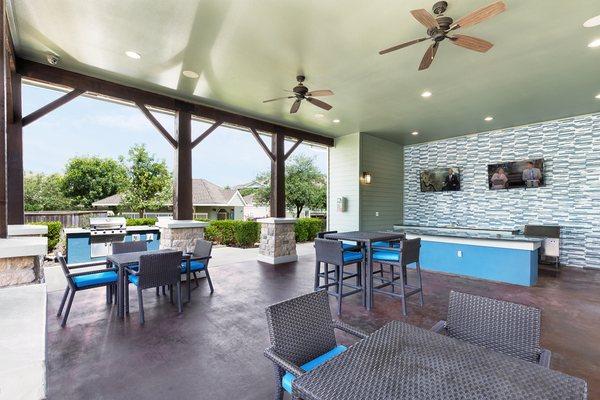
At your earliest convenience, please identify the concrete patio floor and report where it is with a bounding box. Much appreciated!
[44,252,600,400]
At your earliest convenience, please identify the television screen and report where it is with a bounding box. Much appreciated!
[420,167,461,192]
[487,159,545,190]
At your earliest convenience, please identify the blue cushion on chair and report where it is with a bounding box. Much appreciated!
[180,260,206,273]
[73,271,118,288]
[372,241,400,248]
[343,251,363,263]
[281,345,347,393]
[128,274,139,286]
[341,242,359,250]
[373,250,400,262]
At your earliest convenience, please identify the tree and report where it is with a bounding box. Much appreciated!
[254,155,327,218]
[61,156,128,208]
[121,144,172,217]
[24,172,72,211]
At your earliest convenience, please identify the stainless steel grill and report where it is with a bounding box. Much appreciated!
[89,217,127,257]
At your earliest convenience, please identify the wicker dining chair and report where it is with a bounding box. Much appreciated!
[112,240,147,255]
[264,290,368,400]
[125,251,183,324]
[181,239,214,292]
[431,291,552,368]
[56,253,118,327]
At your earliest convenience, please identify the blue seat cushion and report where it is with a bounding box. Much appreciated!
[73,271,118,288]
[372,241,400,248]
[341,242,359,250]
[180,260,206,273]
[128,274,139,286]
[343,251,363,263]
[373,250,400,262]
[282,345,347,393]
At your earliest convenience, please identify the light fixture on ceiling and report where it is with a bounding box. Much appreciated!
[125,50,141,59]
[484,116,494,121]
[588,39,600,48]
[421,91,432,98]
[583,15,600,28]
[332,119,340,123]
[361,172,372,184]
[411,131,419,136]
[315,113,324,118]
[595,93,600,99]
[182,70,200,78]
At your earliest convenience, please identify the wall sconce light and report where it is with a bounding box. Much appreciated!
[362,172,372,184]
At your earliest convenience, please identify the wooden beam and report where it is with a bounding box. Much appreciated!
[250,128,275,162]
[22,88,84,126]
[191,120,221,149]
[173,111,193,220]
[283,139,303,161]
[136,102,178,148]
[7,73,23,224]
[0,0,7,237]
[16,58,334,146]
[270,133,285,218]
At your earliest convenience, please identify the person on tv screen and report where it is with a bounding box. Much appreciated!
[442,168,460,191]
[522,161,542,187]
[491,167,508,190]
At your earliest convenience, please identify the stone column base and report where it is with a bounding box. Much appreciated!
[0,235,48,288]
[258,218,297,265]
[156,219,208,253]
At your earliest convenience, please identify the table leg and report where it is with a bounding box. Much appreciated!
[187,259,191,304]
[366,243,373,310]
[117,263,123,318]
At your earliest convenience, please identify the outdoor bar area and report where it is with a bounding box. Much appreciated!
[1,1,599,400]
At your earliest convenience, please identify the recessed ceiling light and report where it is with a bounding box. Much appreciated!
[315,113,324,118]
[125,50,141,59]
[484,116,494,121]
[584,15,600,28]
[332,119,340,123]
[411,131,419,136]
[595,93,600,99]
[421,91,432,98]
[182,70,199,78]
[588,39,600,48]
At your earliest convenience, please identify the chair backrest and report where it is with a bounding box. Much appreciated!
[314,238,344,266]
[55,253,75,286]
[136,251,182,289]
[113,241,148,255]
[317,230,337,239]
[400,238,421,265]
[192,239,213,259]
[265,290,337,366]
[445,291,542,363]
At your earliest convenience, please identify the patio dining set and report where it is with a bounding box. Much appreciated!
[56,239,214,326]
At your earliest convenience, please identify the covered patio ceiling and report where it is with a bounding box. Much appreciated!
[8,0,600,145]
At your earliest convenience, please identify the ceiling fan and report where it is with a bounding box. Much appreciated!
[263,75,334,114]
[379,1,507,71]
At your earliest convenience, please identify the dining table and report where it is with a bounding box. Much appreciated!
[107,249,195,318]
[324,231,405,310]
[292,320,588,400]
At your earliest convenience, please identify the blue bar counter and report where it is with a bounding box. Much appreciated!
[392,225,543,286]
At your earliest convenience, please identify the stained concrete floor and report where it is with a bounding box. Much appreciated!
[45,256,600,400]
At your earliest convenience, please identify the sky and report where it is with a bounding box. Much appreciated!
[22,84,328,187]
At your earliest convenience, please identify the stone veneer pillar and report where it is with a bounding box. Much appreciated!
[156,219,207,253]
[0,225,48,287]
[257,218,297,265]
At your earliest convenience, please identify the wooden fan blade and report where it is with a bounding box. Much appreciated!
[451,1,506,30]
[379,37,429,55]
[263,96,294,103]
[306,97,332,111]
[410,9,439,29]
[450,34,493,52]
[306,90,334,97]
[290,99,301,114]
[418,42,438,71]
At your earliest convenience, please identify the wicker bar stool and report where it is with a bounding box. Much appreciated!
[372,238,423,316]
[314,238,364,315]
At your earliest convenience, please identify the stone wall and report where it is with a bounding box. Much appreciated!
[159,227,205,253]
[0,256,41,287]
[258,218,297,264]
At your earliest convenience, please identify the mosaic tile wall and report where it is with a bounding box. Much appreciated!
[403,112,600,268]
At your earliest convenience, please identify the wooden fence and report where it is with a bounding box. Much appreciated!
[25,211,109,227]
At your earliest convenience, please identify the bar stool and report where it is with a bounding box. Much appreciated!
[372,238,423,316]
[314,238,364,315]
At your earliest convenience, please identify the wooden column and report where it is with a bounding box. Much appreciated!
[0,0,7,238]
[173,110,193,220]
[7,73,23,224]
[270,133,285,218]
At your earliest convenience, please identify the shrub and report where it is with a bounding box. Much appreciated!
[30,221,62,252]
[125,217,157,226]
[294,218,325,242]
[234,221,260,247]
[204,220,260,247]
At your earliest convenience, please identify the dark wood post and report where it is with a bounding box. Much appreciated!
[0,0,8,238]
[270,133,285,218]
[173,110,193,220]
[7,73,23,224]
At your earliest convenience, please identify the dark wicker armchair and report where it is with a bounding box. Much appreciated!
[264,290,369,399]
[182,239,214,293]
[432,291,552,368]
[112,240,147,254]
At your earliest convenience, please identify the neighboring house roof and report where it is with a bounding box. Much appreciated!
[233,179,267,190]
[92,179,246,207]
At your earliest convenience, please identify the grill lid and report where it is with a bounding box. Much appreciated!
[90,217,126,230]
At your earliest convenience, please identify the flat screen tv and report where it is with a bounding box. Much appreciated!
[487,159,545,190]
[420,167,461,192]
